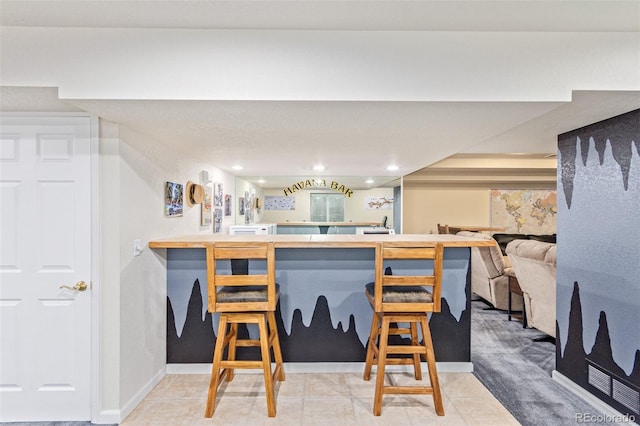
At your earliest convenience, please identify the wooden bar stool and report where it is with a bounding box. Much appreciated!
[363,242,445,416]
[204,241,285,418]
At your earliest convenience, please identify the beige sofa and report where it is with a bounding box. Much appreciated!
[506,239,557,338]
[457,231,522,311]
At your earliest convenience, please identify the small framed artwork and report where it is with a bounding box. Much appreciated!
[239,197,245,215]
[214,182,223,207]
[365,196,394,210]
[164,181,183,217]
[214,208,223,233]
[265,195,295,211]
[201,185,212,225]
[224,194,232,216]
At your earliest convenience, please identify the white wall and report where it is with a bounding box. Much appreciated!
[97,120,121,417]
[99,121,236,420]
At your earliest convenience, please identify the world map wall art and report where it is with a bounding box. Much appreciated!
[490,189,557,234]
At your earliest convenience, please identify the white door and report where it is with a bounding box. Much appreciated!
[0,115,93,421]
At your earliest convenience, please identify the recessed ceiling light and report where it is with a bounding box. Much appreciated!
[257,179,266,183]
[313,164,326,171]
[231,165,243,171]
[386,165,399,171]
[365,179,374,184]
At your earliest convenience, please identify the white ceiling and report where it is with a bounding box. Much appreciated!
[2,0,639,32]
[1,1,639,189]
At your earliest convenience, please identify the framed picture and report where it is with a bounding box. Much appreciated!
[214,208,223,233]
[164,181,183,217]
[265,195,295,211]
[490,189,557,234]
[239,197,245,215]
[365,196,394,210]
[224,194,232,216]
[201,185,212,225]
[244,191,253,224]
[214,182,223,207]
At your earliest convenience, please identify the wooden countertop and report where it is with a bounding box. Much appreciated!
[148,233,495,249]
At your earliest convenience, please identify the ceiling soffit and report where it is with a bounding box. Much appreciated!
[404,154,558,189]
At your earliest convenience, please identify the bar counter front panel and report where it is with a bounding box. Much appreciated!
[158,235,476,365]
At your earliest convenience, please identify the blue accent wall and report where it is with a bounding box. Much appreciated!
[557,109,640,418]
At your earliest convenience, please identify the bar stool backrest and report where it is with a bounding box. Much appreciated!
[207,241,277,313]
[373,241,444,313]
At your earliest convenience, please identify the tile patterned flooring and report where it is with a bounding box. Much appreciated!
[121,371,519,425]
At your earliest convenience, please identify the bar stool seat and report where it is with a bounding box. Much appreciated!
[363,242,445,416]
[364,282,434,303]
[204,242,285,418]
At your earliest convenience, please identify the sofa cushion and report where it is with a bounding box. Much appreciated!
[457,231,504,277]
[506,239,556,266]
[492,233,527,255]
[492,233,556,255]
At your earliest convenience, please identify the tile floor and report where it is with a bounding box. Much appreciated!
[121,371,519,425]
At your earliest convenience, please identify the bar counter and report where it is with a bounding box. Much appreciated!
[149,233,495,249]
[149,233,491,371]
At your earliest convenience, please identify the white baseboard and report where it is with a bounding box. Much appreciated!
[92,409,120,425]
[118,367,167,423]
[166,363,212,374]
[437,362,474,373]
[167,361,473,375]
[552,370,634,423]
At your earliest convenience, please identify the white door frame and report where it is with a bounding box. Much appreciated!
[87,113,105,423]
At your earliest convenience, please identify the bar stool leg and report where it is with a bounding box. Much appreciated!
[373,315,391,416]
[267,311,285,381]
[410,321,422,380]
[363,312,380,381]
[419,315,444,416]
[205,314,229,417]
[226,322,238,381]
[258,314,276,417]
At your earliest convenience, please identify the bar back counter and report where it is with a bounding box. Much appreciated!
[149,234,493,372]
[275,221,380,234]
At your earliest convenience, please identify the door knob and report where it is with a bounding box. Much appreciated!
[59,281,88,292]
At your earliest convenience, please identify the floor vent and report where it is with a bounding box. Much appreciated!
[587,360,640,416]
[588,364,610,394]
[613,379,640,413]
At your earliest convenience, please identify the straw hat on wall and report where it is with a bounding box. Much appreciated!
[186,181,205,206]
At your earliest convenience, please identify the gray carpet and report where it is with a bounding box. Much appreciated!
[471,299,618,426]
